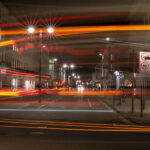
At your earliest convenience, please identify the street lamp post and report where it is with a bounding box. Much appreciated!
[39,29,43,102]
[63,64,74,85]
[27,26,54,102]
[99,53,104,77]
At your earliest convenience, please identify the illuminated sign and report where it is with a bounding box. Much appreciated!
[139,52,150,74]
[0,63,6,73]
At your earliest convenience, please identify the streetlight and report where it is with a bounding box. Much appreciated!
[70,64,75,69]
[63,64,67,68]
[62,64,67,83]
[54,58,57,62]
[62,64,75,85]
[27,26,54,101]
[27,26,35,34]
[99,53,104,78]
[106,37,110,41]
[47,27,54,34]
[77,76,80,79]
[114,71,120,90]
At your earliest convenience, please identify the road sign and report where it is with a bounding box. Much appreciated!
[140,52,150,61]
[140,62,149,71]
[140,52,150,74]
[145,57,150,60]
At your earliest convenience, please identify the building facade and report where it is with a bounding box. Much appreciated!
[0,2,52,90]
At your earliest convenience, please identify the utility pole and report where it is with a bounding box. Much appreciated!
[132,49,135,113]
[39,29,42,103]
[0,28,1,40]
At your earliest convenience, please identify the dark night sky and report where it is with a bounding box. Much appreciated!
[1,0,149,80]
[1,0,136,6]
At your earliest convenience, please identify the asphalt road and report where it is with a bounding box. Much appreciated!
[0,94,124,124]
[0,94,150,150]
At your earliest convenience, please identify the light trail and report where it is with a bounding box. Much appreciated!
[0,101,101,106]
[0,89,45,96]
[0,124,149,132]
[0,119,149,132]
[0,109,113,113]
[0,89,123,96]
[2,25,150,36]
[0,40,14,47]
[0,32,78,47]
[0,119,148,131]
[0,68,50,78]
[59,91,123,96]
[1,89,150,97]
[0,92,19,96]
[0,12,144,28]
[2,118,149,128]
[1,25,150,48]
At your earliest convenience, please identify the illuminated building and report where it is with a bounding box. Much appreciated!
[0,2,51,90]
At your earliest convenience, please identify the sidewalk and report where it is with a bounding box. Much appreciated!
[102,96,150,125]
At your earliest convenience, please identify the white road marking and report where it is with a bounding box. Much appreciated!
[0,108,114,113]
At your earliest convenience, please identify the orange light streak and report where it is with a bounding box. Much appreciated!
[3,118,150,129]
[1,25,150,48]
[59,90,123,96]
[0,40,14,47]
[0,92,19,96]
[0,120,148,131]
[2,25,150,36]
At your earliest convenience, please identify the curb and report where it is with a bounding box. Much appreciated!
[101,98,135,125]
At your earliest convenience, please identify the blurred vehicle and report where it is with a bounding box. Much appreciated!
[77,85,84,91]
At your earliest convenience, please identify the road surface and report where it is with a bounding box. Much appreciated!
[0,94,150,150]
[0,94,125,124]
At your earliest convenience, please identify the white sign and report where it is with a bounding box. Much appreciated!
[140,51,150,73]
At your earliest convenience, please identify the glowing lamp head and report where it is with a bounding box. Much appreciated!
[114,71,119,76]
[47,27,54,34]
[106,37,110,41]
[63,64,67,68]
[70,64,75,68]
[27,27,35,34]
[54,58,57,62]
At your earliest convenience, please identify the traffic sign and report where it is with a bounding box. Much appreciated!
[140,62,149,71]
[140,52,150,74]
[140,52,150,61]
